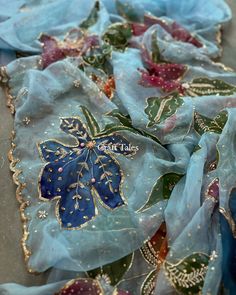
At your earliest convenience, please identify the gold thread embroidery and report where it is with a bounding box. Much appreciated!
[8,131,36,273]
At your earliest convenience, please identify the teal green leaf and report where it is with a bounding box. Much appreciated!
[97,125,137,136]
[186,78,236,97]
[138,173,183,212]
[95,109,161,144]
[141,269,158,295]
[82,45,112,69]
[98,123,161,145]
[106,109,162,143]
[194,110,228,135]
[116,0,140,22]
[102,22,132,50]
[164,253,209,294]
[80,1,100,29]
[145,94,184,128]
[106,109,133,127]
[87,253,133,286]
[80,106,100,136]
[151,32,162,64]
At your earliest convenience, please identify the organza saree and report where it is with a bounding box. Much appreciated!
[0,0,236,294]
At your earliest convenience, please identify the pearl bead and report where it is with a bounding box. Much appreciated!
[58,167,63,173]
[91,178,96,183]
[80,142,85,147]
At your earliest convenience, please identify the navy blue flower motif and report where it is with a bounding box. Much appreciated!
[38,107,135,229]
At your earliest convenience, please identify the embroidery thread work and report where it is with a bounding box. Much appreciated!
[38,107,135,229]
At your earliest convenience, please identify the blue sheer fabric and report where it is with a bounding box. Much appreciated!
[0,0,236,294]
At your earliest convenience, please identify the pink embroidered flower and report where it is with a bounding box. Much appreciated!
[205,178,219,201]
[55,277,132,295]
[132,14,203,48]
[39,30,99,68]
[139,51,187,94]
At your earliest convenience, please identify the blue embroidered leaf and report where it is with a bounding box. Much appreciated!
[60,117,91,141]
[90,148,125,209]
[38,109,133,229]
[58,186,96,229]
[39,148,88,201]
[39,140,79,162]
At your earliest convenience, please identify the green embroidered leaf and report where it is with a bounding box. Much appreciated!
[145,94,184,128]
[151,32,162,64]
[82,45,112,70]
[80,0,100,29]
[102,22,132,50]
[94,108,161,144]
[98,122,161,145]
[141,269,158,295]
[98,125,137,136]
[186,78,236,97]
[138,173,183,212]
[87,253,133,286]
[80,106,100,137]
[164,253,209,294]
[194,110,228,135]
[116,0,140,22]
[106,109,134,126]
[106,109,162,143]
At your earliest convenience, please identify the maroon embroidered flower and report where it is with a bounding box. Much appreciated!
[39,30,99,68]
[139,51,187,94]
[55,277,132,295]
[132,14,203,48]
[205,178,219,201]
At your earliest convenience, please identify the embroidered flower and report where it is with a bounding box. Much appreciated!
[132,14,203,48]
[38,107,135,229]
[39,30,99,68]
[138,49,187,94]
[55,277,132,295]
[37,210,48,220]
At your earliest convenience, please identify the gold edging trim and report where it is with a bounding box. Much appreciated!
[0,66,15,114]
[8,132,36,273]
[1,66,36,273]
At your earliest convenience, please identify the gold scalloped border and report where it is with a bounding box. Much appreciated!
[0,67,36,273]
[8,133,33,271]
[0,66,15,114]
